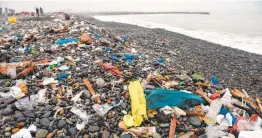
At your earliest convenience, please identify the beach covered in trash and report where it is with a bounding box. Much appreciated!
[0,13,262,138]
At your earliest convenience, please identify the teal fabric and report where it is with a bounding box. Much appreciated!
[145,88,205,109]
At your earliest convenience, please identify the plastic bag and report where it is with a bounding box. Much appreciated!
[70,105,92,130]
[145,88,205,109]
[7,66,17,79]
[99,62,123,76]
[15,95,38,110]
[205,125,228,138]
[8,16,17,24]
[92,103,113,116]
[129,80,147,126]
[37,89,47,103]
[58,65,69,71]
[10,86,25,99]
[55,38,78,45]
[71,91,84,103]
[239,131,262,138]
[42,78,58,85]
[57,73,69,80]
[160,106,186,117]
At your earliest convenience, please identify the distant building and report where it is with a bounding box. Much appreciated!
[0,8,2,15]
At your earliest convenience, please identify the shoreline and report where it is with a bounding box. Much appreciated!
[79,15,262,97]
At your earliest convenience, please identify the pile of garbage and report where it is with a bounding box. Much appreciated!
[0,13,261,138]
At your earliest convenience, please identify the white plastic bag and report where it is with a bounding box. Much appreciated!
[7,66,16,79]
[92,103,113,116]
[15,95,38,110]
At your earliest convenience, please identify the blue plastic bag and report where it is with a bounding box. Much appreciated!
[55,38,78,45]
[57,73,69,80]
[145,88,205,109]
[122,54,136,64]
[211,76,219,86]
[105,48,112,53]
[156,58,165,65]
[219,107,237,125]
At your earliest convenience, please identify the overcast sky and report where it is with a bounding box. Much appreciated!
[1,0,260,12]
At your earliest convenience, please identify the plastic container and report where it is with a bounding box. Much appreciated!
[204,99,222,125]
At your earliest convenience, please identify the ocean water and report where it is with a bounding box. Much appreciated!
[94,1,262,55]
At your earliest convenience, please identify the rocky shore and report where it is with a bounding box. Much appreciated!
[0,13,262,138]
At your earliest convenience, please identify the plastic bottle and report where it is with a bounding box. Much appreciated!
[204,99,222,125]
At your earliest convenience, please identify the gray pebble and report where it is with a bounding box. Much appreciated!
[43,111,52,118]
[5,132,11,137]
[35,129,49,138]
[23,111,35,118]
[2,107,13,116]
[57,120,66,129]
[88,126,99,132]
[188,116,202,127]
[14,111,24,119]
[159,123,169,128]
[68,127,77,135]
[40,118,50,128]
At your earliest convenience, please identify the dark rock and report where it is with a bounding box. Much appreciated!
[40,118,50,128]
[43,111,52,118]
[2,107,13,115]
[57,120,66,129]
[23,111,35,118]
[88,126,99,132]
[102,130,110,138]
[0,104,7,109]
[35,129,49,138]
[49,99,58,105]
[188,115,202,127]
[120,133,132,138]
[5,132,11,137]
[68,127,77,136]
[17,117,27,122]
[14,111,24,119]
[45,105,53,111]
[4,97,16,104]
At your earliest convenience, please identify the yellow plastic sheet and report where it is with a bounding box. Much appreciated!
[8,16,17,24]
[128,80,147,126]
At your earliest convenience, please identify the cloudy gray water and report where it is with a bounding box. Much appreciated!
[94,1,262,54]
